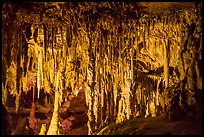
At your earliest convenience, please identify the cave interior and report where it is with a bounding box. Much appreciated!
[1,2,202,135]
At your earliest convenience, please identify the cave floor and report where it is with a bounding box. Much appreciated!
[7,106,202,135]
[96,115,202,135]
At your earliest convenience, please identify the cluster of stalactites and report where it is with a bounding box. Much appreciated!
[2,3,202,134]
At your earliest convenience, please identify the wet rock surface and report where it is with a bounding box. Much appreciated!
[96,115,202,135]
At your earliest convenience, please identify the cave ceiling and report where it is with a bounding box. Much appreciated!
[2,2,201,74]
[2,2,197,26]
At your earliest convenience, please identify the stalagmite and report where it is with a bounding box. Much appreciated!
[47,70,60,135]
[39,124,47,135]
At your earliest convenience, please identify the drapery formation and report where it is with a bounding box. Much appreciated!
[2,2,202,135]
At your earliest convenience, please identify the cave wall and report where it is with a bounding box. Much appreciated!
[2,2,202,135]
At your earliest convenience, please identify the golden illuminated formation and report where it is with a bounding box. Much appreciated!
[2,2,202,135]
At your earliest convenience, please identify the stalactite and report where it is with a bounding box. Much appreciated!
[85,15,96,134]
[146,18,149,50]
[164,39,169,89]
[110,33,116,123]
[124,63,132,120]
[100,73,104,125]
[93,29,100,130]
[143,23,146,50]
[52,27,56,69]
[99,27,104,127]
[166,14,169,25]
[6,25,12,68]
[15,27,23,113]
[43,24,47,62]
[2,28,7,103]
[130,29,134,83]
[152,16,155,30]
[103,57,108,125]
[22,71,28,92]
[37,52,40,99]
[116,41,124,122]
[177,28,186,81]
[49,27,55,85]
[38,49,44,98]
[109,75,114,123]
[113,71,118,110]
[104,31,111,125]
[66,24,72,49]
[148,16,151,37]
[162,16,165,30]
[61,27,67,100]
[102,78,107,126]
[163,38,170,113]
[93,81,99,130]
[43,29,50,93]
[156,78,162,106]
[58,71,63,107]
[96,68,101,129]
